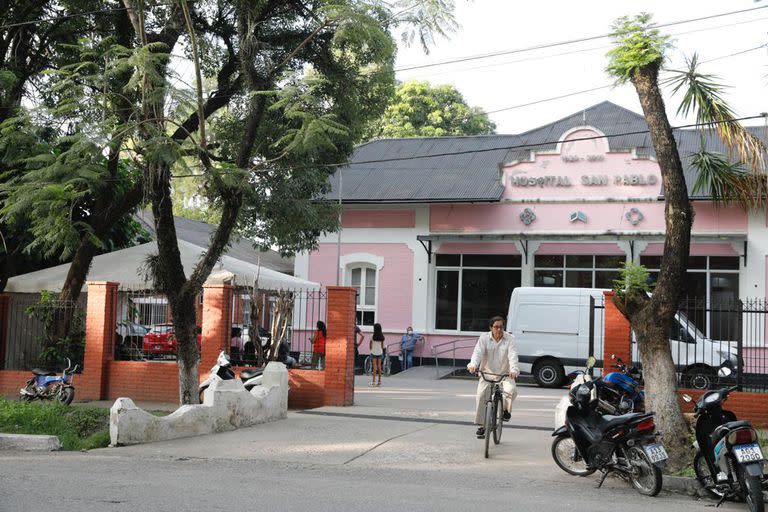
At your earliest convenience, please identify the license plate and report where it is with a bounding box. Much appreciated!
[643,443,668,463]
[733,443,763,463]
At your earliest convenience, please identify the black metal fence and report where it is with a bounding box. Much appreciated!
[590,295,768,392]
[229,287,327,368]
[115,288,170,361]
[3,293,86,371]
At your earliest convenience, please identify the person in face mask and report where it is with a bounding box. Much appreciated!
[400,326,423,370]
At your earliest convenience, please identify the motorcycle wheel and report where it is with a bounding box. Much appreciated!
[58,387,74,405]
[737,463,765,512]
[627,446,662,497]
[693,451,725,500]
[551,434,595,476]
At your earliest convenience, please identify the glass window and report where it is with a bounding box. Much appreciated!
[566,255,593,268]
[534,269,563,287]
[435,271,459,330]
[709,256,740,270]
[566,271,593,288]
[349,265,376,326]
[640,256,662,269]
[462,254,522,267]
[460,269,520,331]
[595,255,625,268]
[688,256,707,269]
[595,271,621,289]
[436,254,460,266]
[534,255,563,268]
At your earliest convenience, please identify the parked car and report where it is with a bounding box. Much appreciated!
[238,325,271,348]
[143,323,201,358]
[115,323,149,360]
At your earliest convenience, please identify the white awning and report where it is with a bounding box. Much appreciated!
[5,240,318,293]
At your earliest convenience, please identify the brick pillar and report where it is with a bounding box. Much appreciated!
[324,286,356,406]
[201,283,233,376]
[80,281,118,400]
[0,294,9,369]
[603,291,632,368]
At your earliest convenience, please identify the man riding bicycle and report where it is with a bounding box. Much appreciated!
[467,316,519,438]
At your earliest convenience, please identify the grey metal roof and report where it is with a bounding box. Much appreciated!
[326,101,767,202]
[135,210,294,274]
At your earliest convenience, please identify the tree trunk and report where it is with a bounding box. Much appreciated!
[623,62,694,470]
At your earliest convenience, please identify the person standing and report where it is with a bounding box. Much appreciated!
[467,316,519,438]
[354,324,365,369]
[400,327,423,370]
[311,320,327,370]
[369,323,385,386]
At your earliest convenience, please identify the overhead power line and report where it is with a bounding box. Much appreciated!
[394,4,768,73]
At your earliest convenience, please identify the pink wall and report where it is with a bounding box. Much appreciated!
[341,209,415,228]
[437,243,519,254]
[503,129,662,201]
[537,242,624,255]
[430,202,746,234]
[642,243,739,257]
[308,243,414,330]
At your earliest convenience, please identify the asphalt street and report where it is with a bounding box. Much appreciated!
[0,369,743,512]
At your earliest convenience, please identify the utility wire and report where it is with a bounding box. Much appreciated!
[394,4,768,72]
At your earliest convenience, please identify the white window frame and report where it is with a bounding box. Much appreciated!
[341,253,383,328]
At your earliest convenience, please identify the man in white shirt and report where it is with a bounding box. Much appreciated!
[467,316,519,438]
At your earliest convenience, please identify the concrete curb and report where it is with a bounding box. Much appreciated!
[0,433,61,451]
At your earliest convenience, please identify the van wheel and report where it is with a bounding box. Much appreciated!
[533,359,564,388]
[683,367,715,390]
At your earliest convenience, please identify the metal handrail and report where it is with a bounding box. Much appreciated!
[431,338,476,378]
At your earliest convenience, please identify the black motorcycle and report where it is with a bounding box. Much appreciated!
[551,380,666,496]
[683,371,765,512]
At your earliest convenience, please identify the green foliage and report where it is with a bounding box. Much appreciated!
[613,262,653,300]
[366,80,495,139]
[0,399,110,451]
[606,13,671,83]
[24,290,84,369]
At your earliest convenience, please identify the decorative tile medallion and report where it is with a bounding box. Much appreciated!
[625,207,644,226]
[519,208,537,226]
[570,211,587,223]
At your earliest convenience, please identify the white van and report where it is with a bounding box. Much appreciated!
[506,287,738,389]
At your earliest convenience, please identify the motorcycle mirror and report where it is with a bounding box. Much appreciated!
[611,354,616,360]
[718,367,732,378]
[682,394,693,403]
[586,356,596,369]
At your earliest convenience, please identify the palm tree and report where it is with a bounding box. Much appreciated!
[606,14,766,469]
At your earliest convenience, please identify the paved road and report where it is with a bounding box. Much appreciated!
[0,371,741,512]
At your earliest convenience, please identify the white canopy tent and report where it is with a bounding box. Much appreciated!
[5,240,319,292]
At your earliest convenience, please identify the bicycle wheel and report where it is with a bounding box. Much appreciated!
[363,356,372,376]
[383,355,391,377]
[484,402,493,458]
[493,393,503,444]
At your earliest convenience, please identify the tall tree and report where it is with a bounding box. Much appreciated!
[606,14,766,469]
[366,79,495,139]
[116,0,456,404]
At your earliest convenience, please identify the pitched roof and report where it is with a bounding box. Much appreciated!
[326,101,767,202]
[135,211,294,274]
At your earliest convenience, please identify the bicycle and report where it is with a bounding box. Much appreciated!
[478,371,513,458]
[363,350,391,377]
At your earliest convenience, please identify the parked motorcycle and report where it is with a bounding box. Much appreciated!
[598,355,645,415]
[19,358,78,405]
[198,351,265,403]
[683,368,765,512]
[551,379,667,496]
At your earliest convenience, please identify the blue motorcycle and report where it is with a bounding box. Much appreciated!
[596,355,645,415]
[19,358,78,405]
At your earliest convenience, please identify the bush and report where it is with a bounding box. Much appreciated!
[613,262,653,300]
[0,398,109,450]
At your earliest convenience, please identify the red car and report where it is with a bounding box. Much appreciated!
[143,324,202,358]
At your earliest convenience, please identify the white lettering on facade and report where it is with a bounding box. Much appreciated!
[511,173,658,188]
[510,175,573,187]
[581,175,608,186]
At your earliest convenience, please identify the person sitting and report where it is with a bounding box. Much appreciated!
[230,327,243,363]
[276,341,296,368]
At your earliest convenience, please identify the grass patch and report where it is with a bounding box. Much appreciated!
[0,398,110,450]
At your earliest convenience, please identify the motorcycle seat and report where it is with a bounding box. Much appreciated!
[240,368,264,380]
[597,412,652,431]
[31,368,56,376]
[711,420,752,444]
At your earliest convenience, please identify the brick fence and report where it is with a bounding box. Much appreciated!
[603,291,768,427]
[0,282,356,409]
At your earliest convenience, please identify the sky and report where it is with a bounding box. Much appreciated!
[393,0,768,134]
